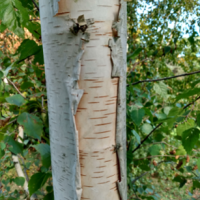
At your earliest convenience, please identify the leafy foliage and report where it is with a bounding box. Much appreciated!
[127,0,200,199]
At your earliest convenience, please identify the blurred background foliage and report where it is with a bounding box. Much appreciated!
[127,0,200,199]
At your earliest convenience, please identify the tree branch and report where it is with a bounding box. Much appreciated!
[31,0,40,12]
[127,70,200,87]
[133,155,190,161]
[183,95,200,110]
[132,123,163,154]
[6,78,26,98]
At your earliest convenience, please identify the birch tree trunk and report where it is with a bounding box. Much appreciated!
[39,0,127,199]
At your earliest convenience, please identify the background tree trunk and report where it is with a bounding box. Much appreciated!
[39,0,127,199]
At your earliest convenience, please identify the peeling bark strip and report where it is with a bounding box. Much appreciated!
[109,1,127,199]
[39,0,127,199]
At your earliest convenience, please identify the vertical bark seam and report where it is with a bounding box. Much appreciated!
[109,1,127,199]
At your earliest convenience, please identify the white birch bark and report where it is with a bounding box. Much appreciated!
[39,0,127,199]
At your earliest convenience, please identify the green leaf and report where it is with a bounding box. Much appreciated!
[33,144,51,168]
[191,79,200,87]
[127,47,143,61]
[137,160,150,170]
[176,146,186,156]
[196,113,200,127]
[28,172,51,196]
[127,150,133,166]
[6,94,25,107]
[132,130,140,143]
[46,186,53,193]
[0,0,28,37]
[197,158,200,171]
[176,88,200,102]
[16,39,41,62]
[4,135,23,154]
[43,191,54,200]
[182,128,200,154]
[177,119,195,137]
[20,0,34,10]
[0,71,3,79]
[130,108,145,126]
[0,23,6,32]
[193,180,200,189]
[153,82,168,98]
[173,175,187,188]
[141,123,153,134]
[13,177,25,186]
[0,133,4,142]
[148,145,161,156]
[33,46,44,65]
[0,142,6,150]
[155,113,167,120]
[0,149,5,159]
[164,46,171,54]
[20,82,34,90]
[17,112,43,140]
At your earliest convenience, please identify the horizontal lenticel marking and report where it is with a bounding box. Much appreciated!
[110,186,117,190]
[99,136,110,139]
[84,79,97,81]
[95,122,111,126]
[104,112,115,115]
[107,174,116,178]
[97,166,106,168]
[94,96,109,98]
[90,117,107,119]
[94,130,111,134]
[56,12,70,15]
[83,185,94,188]
[89,86,102,88]
[98,181,110,184]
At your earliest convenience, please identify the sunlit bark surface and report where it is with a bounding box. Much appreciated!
[39,0,126,199]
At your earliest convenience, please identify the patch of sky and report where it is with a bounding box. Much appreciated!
[134,0,200,56]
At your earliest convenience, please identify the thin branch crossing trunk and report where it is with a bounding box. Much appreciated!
[39,0,127,199]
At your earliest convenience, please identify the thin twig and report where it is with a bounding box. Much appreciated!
[31,0,40,11]
[183,95,200,110]
[6,78,25,98]
[131,96,200,154]
[132,123,163,154]
[7,118,17,126]
[127,70,200,87]
[132,161,168,184]
[133,155,199,160]
[142,141,176,149]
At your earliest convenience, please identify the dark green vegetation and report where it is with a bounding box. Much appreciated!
[0,0,200,199]
[127,0,200,199]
